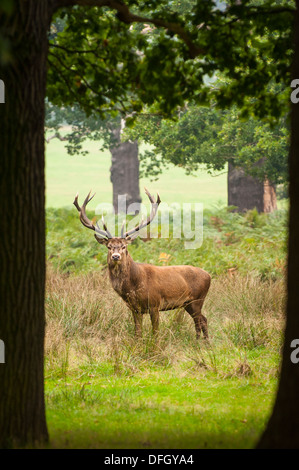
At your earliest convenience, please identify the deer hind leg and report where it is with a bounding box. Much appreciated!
[132,311,143,338]
[185,299,208,340]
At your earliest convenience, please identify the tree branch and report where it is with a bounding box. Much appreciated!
[223,5,295,26]
[50,0,294,61]
[48,57,128,115]
[45,132,68,143]
[246,6,295,17]
[49,50,103,96]
[50,0,204,58]
[50,43,100,54]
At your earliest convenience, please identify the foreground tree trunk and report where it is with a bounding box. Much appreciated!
[257,3,299,449]
[110,126,141,214]
[228,162,277,213]
[0,1,50,447]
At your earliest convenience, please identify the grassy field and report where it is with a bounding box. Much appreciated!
[45,268,283,449]
[45,137,227,209]
[44,205,287,449]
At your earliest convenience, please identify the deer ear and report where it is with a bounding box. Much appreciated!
[94,234,108,245]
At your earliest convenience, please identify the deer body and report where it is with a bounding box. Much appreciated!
[74,189,211,339]
[108,254,211,338]
[109,255,209,312]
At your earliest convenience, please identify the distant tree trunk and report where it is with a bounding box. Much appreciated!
[228,162,277,213]
[257,3,299,449]
[0,1,49,447]
[110,126,141,214]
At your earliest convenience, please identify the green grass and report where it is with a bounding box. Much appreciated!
[46,204,287,279]
[43,265,285,449]
[45,367,276,449]
[45,137,227,209]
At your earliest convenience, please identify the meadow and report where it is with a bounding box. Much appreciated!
[45,137,227,209]
[44,137,288,449]
[45,266,284,449]
[45,207,287,448]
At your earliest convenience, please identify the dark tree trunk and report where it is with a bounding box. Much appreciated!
[228,162,277,213]
[257,4,299,449]
[0,1,50,447]
[110,127,141,214]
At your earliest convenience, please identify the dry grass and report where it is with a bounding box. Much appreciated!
[207,274,286,349]
[45,265,286,378]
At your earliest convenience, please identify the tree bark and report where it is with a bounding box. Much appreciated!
[228,162,277,213]
[0,1,50,447]
[263,178,277,213]
[257,3,299,449]
[110,127,141,214]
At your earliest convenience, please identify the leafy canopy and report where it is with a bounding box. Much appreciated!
[47,0,295,122]
[125,101,289,184]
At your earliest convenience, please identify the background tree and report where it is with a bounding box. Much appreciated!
[0,0,296,448]
[126,103,289,212]
[46,102,141,213]
[109,124,141,213]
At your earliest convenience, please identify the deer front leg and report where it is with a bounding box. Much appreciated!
[149,308,160,336]
[132,311,143,338]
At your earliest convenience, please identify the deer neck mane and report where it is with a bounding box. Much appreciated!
[108,252,139,295]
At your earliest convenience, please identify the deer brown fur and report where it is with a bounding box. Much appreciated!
[73,189,211,339]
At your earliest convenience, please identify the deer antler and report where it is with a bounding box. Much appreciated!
[99,214,113,238]
[124,187,161,240]
[73,191,111,239]
[120,220,126,239]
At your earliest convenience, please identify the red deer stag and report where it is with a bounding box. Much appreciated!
[73,189,211,339]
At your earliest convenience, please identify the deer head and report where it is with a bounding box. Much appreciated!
[73,188,161,266]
